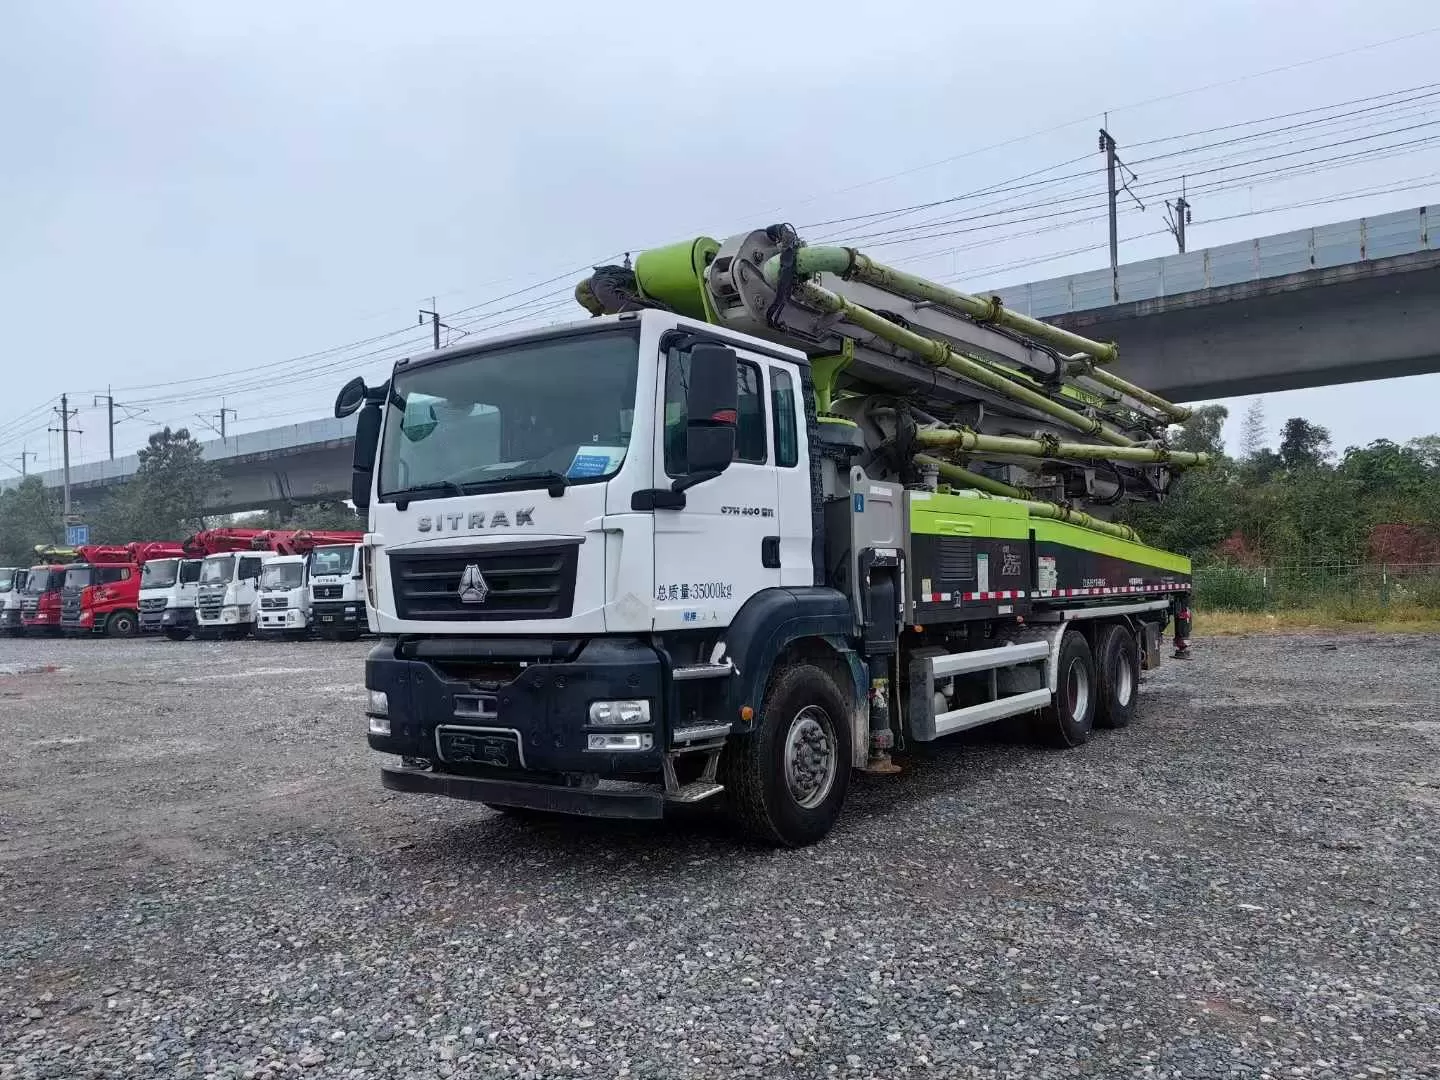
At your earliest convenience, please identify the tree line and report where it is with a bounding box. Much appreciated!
[1121,402,1440,565]
[0,427,360,565]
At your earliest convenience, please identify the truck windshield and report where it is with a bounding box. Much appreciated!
[141,559,180,589]
[64,567,94,589]
[261,562,305,590]
[200,558,234,584]
[24,568,63,593]
[310,545,355,576]
[180,560,203,584]
[378,325,639,501]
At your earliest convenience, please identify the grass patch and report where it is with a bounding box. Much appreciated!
[1198,604,1440,636]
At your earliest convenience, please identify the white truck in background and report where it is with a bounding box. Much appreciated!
[0,567,27,636]
[257,554,313,638]
[308,542,368,640]
[139,557,204,639]
[195,550,274,638]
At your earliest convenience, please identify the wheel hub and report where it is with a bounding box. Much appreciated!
[784,706,836,809]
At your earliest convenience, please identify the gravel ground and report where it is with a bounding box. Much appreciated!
[1,632,1438,1079]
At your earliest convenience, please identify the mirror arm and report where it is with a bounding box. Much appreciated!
[671,469,721,493]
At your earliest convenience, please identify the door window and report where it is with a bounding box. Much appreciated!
[664,352,767,475]
[770,367,799,468]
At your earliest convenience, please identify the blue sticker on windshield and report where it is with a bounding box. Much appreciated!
[567,454,612,478]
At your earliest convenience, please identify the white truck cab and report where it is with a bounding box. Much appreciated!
[139,557,204,638]
[256,554,312,637]
[195,550,274,638]
[308,542,366,639]
[0,567,26,636]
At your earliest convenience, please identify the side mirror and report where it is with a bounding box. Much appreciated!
[351,401,382,510]
[335,377,368,419]
[679,344,738,487]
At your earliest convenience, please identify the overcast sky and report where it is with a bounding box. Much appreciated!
[3,0,1439,477]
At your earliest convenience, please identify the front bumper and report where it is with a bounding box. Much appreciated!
[313,601,364,632]
[156,607,197,631]
[197,605,247,628]
[258,608,308,632]
[381,764,663,818]
[366,636,666,780]
[1,609,21,630]
[61,610,98,633]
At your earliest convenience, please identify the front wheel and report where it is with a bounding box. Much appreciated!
[163,627,193,642]
[105,611,138,638]
[720,662,853,848]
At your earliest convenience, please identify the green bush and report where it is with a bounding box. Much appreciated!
[1194,566,1268,611]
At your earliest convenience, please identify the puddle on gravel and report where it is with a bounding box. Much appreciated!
[0,662,58,677]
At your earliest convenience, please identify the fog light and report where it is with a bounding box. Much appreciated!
[587,732,653,752]
[588,700,651,726]
[366,689,388,717]
[368,715,390,736]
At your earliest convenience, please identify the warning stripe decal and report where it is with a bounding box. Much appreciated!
[1032,584,1188,598]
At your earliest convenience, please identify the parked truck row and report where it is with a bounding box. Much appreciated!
[0,528,364,641]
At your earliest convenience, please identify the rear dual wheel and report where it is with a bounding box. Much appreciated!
[1036,625,1140,746]
[1095,624,1139,729]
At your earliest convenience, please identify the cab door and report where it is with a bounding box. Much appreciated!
[651,343,780,632]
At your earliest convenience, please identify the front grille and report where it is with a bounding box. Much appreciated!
[21,597,38,613]
[313,584,342,600]
[198,589,224,619]
[140,597,168,614]
[390,540,581,621]
[61,592,82,624]
[261,596,289,611]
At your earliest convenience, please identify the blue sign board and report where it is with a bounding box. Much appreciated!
[66,524,89,546]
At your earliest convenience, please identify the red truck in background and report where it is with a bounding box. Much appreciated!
[58,542,186,637]
[19,563,68,634]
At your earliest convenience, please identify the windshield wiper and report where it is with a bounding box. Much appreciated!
[385,480,464,509]
[460,471,569,498]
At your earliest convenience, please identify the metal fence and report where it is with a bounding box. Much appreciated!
[1193,562,1440,612]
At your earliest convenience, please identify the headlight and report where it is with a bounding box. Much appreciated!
[368,715,391,737]
[362,546,377,609]
[588,700,651,727]
[587,733,652,752]
[366,689,388,718]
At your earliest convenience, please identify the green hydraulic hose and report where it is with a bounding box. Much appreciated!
[915,427,1208,467]
[772,275,1134,447]
[914,454,1142,544]
[776,246,1119,364]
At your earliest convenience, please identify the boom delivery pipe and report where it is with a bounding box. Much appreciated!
[769,246,1119,365]
[763,269,1135,447]
[914,454,1141,543]
[915,428,1209,467]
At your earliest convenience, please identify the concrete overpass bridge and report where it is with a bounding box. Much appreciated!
[5,205,1436,514]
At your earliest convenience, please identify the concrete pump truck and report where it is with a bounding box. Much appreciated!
[341,226,1203,847]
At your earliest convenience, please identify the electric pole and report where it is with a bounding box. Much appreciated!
[92,388,148,460]
[11,448,37,477]
[50,395,81,519]
[1100,127,1119,302]
[1165,181,1192,254]
[419,302,442,350]
[95,389,115,460]
[196,403,237,439]
[1099,125,1145,300]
